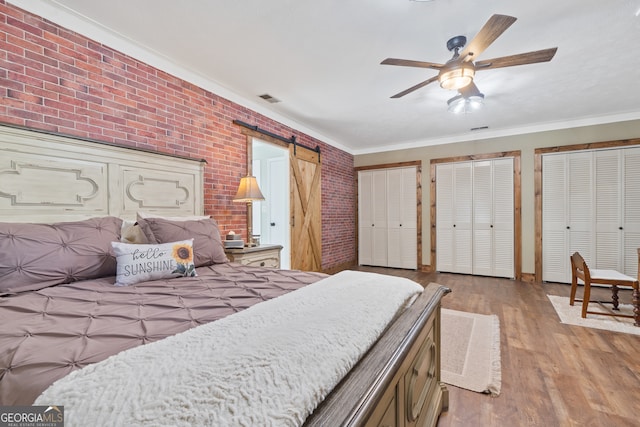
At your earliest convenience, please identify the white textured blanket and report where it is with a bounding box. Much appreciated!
[35,270,423,427]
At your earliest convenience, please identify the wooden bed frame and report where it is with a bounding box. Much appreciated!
[0,124,449,427]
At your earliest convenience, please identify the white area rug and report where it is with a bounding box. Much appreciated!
[441,309,501,396]
[547,294,640,336]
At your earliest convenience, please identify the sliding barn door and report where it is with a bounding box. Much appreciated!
[290,145,322,271]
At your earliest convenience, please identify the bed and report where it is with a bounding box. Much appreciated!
[0,125,449,426]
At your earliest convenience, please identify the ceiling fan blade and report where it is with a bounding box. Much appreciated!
[475,47,558,70]
[458,14,517,62]
[381,58,443,70]
[390,76,439,98]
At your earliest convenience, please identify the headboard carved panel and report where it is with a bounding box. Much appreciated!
[121,169,193,212]
[0,125,205,223]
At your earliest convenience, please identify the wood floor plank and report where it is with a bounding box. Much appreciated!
[353,267,640,426]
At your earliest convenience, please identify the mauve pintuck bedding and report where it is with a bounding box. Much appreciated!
[0,263,326,405]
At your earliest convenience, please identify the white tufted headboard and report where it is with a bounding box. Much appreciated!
[0,125,205,223]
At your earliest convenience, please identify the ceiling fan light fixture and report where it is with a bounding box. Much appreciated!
[447,93,484,114]
[439,63,475,90]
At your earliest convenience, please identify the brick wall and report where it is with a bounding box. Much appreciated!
[0,0,356,270]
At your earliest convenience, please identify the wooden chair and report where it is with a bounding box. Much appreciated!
[569,252,640,326]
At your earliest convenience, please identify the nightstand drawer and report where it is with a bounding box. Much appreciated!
[225,244,282,269]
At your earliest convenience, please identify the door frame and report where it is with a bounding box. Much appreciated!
[252,142,290,269]
[238,126,323,270]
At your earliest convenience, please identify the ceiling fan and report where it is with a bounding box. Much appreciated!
[381,14,558,100]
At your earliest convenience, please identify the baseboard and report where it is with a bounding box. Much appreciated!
[322,260,356,275]
[421,265,434,273]
[521,273,536,283]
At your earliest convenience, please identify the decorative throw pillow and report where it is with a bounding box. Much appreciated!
[120,220,149,244]
[136,217,228,267]
[0,216,122,295]
[111,239,197,286]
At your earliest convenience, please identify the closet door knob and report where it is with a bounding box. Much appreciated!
[566,226,570,229]
[619,226,623,230]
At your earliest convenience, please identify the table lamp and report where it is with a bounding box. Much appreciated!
[233,175,265,247]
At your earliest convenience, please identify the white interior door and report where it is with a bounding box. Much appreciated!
[492,158,514,278]
[371,170,388,266]
[436,163,455,272]
[439,159,513,277]
[472,161,492,276]
[567,152,593,270]
[622,147,640,277]
[542,154,569,282]
[387,167,417,269]
[595,149,621,271]
[358,171,374,266]
[252,140,290,269]
[453,162,473,274]
[266,157,289,268]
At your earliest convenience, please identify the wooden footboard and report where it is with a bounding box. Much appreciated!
[305,282,450,427]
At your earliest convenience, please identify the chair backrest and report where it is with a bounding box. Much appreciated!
[570,252,591,283]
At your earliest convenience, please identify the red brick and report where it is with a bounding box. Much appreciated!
[9,107,42,121]
[7,88,41,104]
[25,50,56,67]
[44,115,75,128]
[43,30,76,51]
[0,76,24,91]
[6,16,42,37]
[0,1,356,269]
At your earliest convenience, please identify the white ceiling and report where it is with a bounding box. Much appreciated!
[10,0,640,154]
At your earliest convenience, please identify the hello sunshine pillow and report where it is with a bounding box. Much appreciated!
[111,239,197,286]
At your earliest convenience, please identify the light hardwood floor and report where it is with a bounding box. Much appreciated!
[355,266,640,427]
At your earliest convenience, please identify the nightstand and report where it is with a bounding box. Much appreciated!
[225,244,283,269]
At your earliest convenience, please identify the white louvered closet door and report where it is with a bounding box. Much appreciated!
[472,159,514,278]
[371,170,388,266]
[358,167,417,269]
[542,152,593,283]
[438,159,513,276]
[542,147,640,283]
[436,163,455,272]
[595,149,621,271]
[542,154,568,282]
[472,161,493,276]
[387,167,417,269]
[492,158,515,278]
[358,170,388,266]
[623,148,640,277]
[358,171,373,266]
[567,152,594,269]
[452,162,473,274]
[594,147,640,276]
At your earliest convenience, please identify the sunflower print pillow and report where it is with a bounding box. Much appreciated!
[111,239,197,286]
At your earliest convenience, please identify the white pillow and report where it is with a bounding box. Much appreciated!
[111,239,197,286]
[137,211,211,221]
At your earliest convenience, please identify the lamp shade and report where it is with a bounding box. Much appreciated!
[438,62,475,90]
[233,175,265,202]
